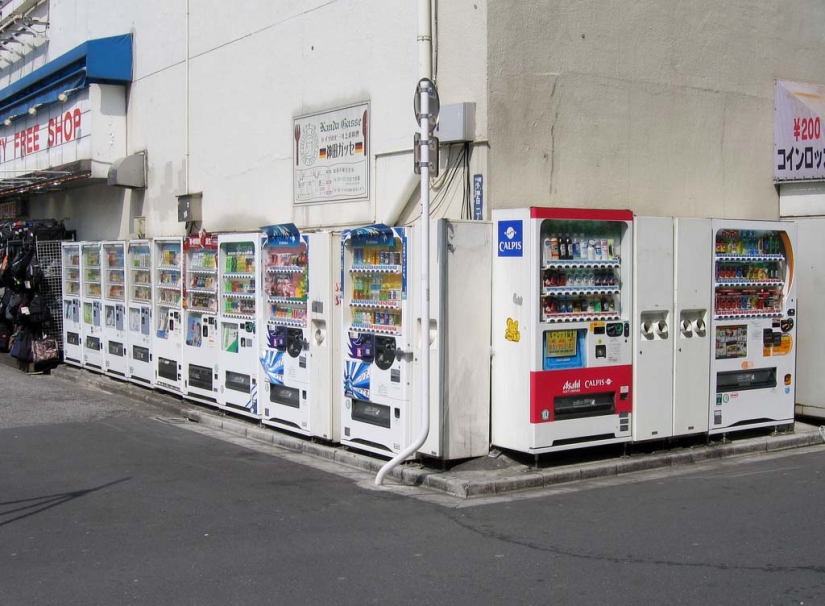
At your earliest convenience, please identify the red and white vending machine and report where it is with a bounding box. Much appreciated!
[491,208,634,454]
[709,220,797,434]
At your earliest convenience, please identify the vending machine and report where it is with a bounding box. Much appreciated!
[182,232,220,405]
[491,208,634,455]
[101,241,128,379]
[415,219,493,461]
[80,241,104,372]
[794,218,825,419]
[61,242,83,367]
[258,224,340,440]
[340,224,413,456]
[217,232,263,418]
[632,217,711,442]
[127,239,154,386]
[153,237,184,394]
[709,220,797,434]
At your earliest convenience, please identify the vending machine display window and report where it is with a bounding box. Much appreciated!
[539,220,623,322]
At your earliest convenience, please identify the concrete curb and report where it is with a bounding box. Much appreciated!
[50,363,825,500]
[184,407,825,500]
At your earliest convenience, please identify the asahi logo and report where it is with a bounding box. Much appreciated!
[562,377,613,393]
[562,379,581,393]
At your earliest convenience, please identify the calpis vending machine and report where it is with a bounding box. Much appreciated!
[341,224,412,456]
[258,224,341,440]
[217,232,263,418]
[61,242,83,367]
[153,237,184,394]
[491,208,634,455]
[101,241,128,379]
[710,220,797,434]
[127,239,154,386]
[182,232,220,405]
[80,241,104,372]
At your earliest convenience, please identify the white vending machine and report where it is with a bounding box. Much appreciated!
[80,241,104,372]
[794,218,825,419]
[61,242,83,367]
[153,237,184,394]
[709,220,797,434]
[341,224,413,456]
[491,208,634,455]
[101,241,128,379]
[340,221,492,460]
[415,219,492,461]
[182,232,220,405]
[217,232,263,418]
[632,217,711,442]
[258,224,340,441]
[127,239,154,386]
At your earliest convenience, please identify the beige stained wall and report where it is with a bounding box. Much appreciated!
[487,0,825,219]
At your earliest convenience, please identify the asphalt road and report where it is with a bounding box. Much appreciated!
[1,363,824,605]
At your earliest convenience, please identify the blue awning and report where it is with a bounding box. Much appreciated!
[261,223,301,245]
[0,34,132,122]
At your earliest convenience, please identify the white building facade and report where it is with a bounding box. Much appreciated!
[0,1,823,235]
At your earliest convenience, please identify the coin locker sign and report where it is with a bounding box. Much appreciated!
[293,102,370,204]
[775,80,825,182]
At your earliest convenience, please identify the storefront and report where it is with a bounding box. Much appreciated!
[0,34,136,231]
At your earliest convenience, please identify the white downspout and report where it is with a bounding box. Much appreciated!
[185,0,190,193]
[376,0,433,486]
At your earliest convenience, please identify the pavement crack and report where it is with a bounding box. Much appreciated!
[444,513,825,575]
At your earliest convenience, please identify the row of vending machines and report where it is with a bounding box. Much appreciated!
[492,209,798,455]
[60,221,491,460]
[60,211,799,461]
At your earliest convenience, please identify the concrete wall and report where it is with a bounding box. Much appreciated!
[487,0,825,220]
[22,0,488,240]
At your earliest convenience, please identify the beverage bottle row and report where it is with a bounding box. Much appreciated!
[715,288,779,312]
[159,289,180,305]
[352,309,401,326]
[226,278,256,294]
[543,268,617,288]
[353,247,401,266]
[190,250,217,269]
[352,274,402,301]
[268,274,306,298]
[715,230,782,256]
[715,264,781,281]
[225,251,254,273]
[225,298,255,315]
[190,274,215,289]
[189,293,215,311]
[161,247,179,267]
[542,233,617,263]
[131,251,150,268]
[542,294,617,317]
[271,304,307,321]
[268,250,307,268]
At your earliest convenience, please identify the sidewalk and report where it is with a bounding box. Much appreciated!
[50,363,825,499]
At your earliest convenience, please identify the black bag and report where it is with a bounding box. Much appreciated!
[26,254,43,290]
[11,244,34,281]
[4,292,20,322]
[28,293,50,325]
[10,328,32,362]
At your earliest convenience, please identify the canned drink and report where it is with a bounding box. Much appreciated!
[600,239,609,261]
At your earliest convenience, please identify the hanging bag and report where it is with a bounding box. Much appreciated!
[31,334,59,363]
[9,329,32,362]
